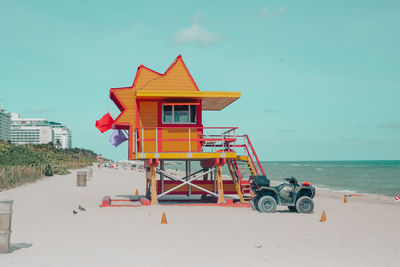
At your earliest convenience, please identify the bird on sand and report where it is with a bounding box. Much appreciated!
[78,205,86,211]
[73,210,78,215]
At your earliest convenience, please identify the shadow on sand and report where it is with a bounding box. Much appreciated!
[8,243,32,253]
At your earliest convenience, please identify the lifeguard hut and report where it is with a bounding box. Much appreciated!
[109,55,265,204]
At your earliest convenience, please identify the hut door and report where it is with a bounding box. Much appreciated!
[138,101,158,153]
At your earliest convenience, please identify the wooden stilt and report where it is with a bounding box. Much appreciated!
[212,169,216,193]
[160,160,165,193]
[186,160,191,196]
[150,165,158,205]
[216,165,224,203]
[145,167,150,198]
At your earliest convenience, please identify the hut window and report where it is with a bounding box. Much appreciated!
[162,104,197,124]
[163,105,173,123]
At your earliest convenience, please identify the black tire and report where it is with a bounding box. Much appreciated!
[250,196,260,211]
[295,196,314,213]
[250,199,256,210]
[288,206,297,212]
[257,195,277,213]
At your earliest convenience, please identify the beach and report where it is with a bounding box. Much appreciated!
[0,166,399,267]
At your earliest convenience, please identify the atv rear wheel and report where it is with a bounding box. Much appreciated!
[250,196,260,211]
[257,196,277,213]
[296,196,314,213]
[250,199,256,210]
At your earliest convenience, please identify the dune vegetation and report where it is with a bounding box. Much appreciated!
[0,140,98,190]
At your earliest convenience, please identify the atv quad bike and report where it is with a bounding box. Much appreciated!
[249,175,315,213]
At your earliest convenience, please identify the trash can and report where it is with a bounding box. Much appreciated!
[0,199,13,253]
[77,171,87,187]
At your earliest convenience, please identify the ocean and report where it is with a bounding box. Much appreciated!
[260,160,400,197]
[171,160,400,198]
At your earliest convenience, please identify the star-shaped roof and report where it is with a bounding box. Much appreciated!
[109,55,240,130]
[110,55,199,129]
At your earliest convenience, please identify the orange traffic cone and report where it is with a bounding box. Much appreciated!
[344,196,347,203]
[135,189,139,196]
[320,210,326,222]
[161,212,168,224]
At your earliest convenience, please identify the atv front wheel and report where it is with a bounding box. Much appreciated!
[257,196,277,213]
[296,196,314,213]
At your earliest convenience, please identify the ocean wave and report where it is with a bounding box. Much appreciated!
[290,164,302,166]
[315,168,324,171]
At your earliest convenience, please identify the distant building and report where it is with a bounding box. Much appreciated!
[50,122,72,149]
[0,109,11,142]
[10,114,53,145]
[10,113,72,148]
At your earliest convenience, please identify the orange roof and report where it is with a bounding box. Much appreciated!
[110,55,240,128]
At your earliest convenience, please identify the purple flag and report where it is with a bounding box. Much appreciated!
[109,130,128,147]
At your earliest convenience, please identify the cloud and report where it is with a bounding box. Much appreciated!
[258,6,286,18]
[377,121,400,130]
[263,108,280,113]
[278,129,295,133]
[25,108,54,115]
[171,24,222,45]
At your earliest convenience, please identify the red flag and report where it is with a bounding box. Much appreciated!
[95,113,115,133]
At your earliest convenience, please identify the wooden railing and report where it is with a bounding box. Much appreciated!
[135,126,239,156]
[0,162,91,190]
[134,126,266,176]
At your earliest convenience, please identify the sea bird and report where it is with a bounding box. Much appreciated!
[73,210,78,215]
[78,205,86,211]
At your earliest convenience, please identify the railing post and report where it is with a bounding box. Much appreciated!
[188,128,191,154]
[221,129,225,157]
[142,127,144,157]
[156,127,158,155]
[135,128,137,159]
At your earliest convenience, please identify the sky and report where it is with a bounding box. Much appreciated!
[1,0,399,161]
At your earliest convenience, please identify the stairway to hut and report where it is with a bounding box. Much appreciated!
[226,134,266,200]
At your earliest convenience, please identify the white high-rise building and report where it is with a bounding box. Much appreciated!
[10,113,72,148]
[50,122,72,149]
[0,109,11,142]
[10,114,53,145]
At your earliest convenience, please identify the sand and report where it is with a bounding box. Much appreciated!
[0,166,399,267]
